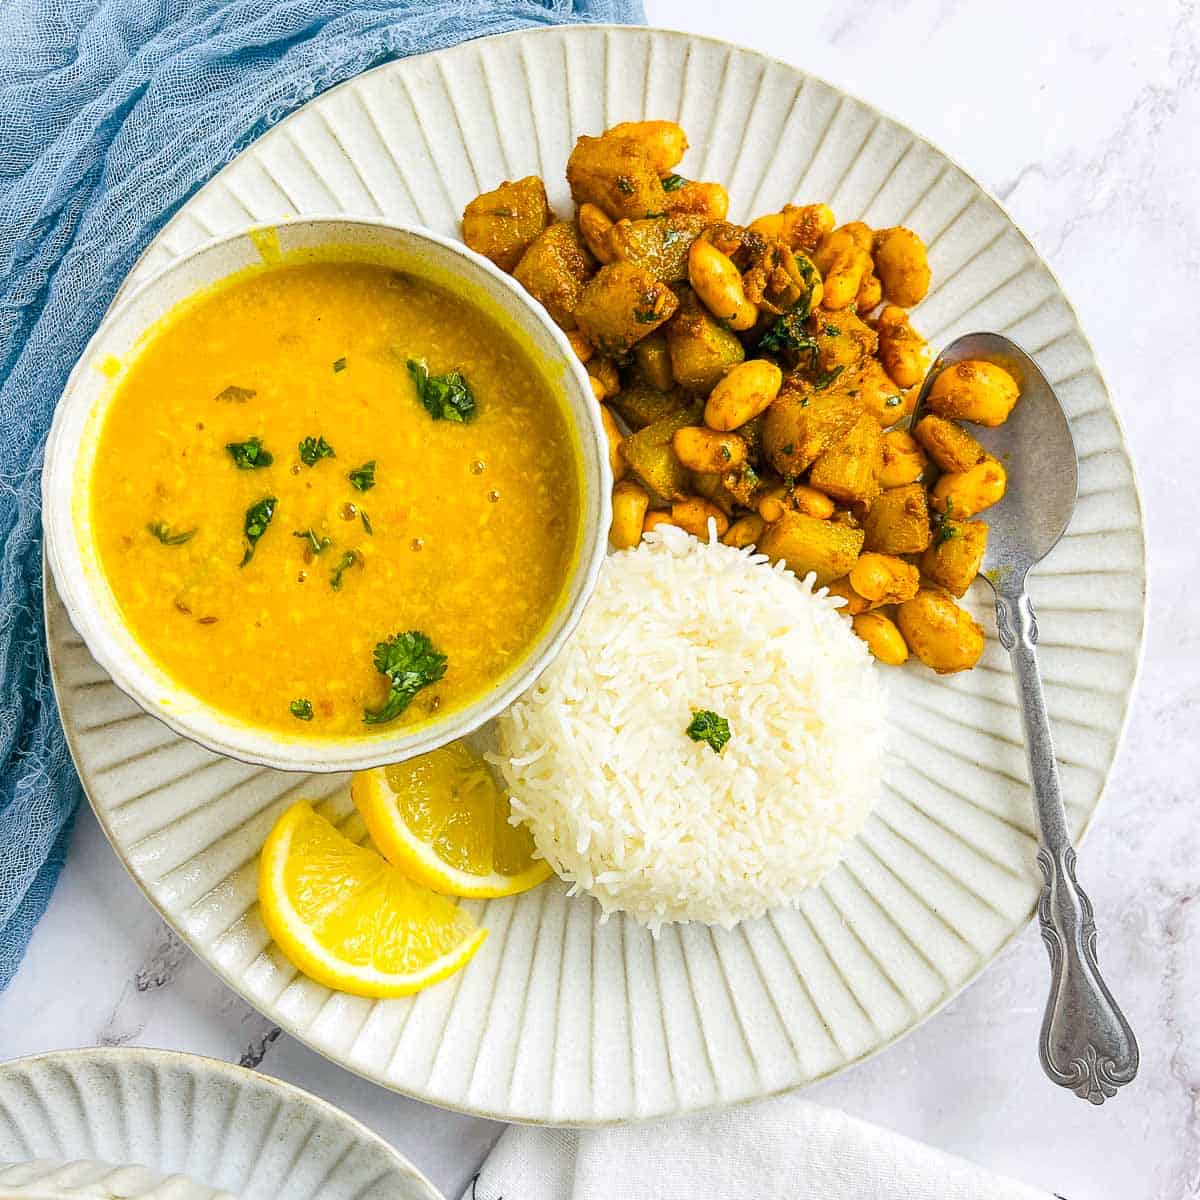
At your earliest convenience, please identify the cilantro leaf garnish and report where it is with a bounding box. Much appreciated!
[225,436,273,470]
[147,521,196,546]
[298,435,334,467]
[661,173,687,192]
[348,461,376,492]
[758,310,819,360]
[363,631,448,725]
[330,549,360,590]
[813,364,845,390]
[292,528,331,556]
[289,698,314,721]
[240,496,276,566]
[686,709,731,754]
[333,357,347,373]
[360,510,373,535]
[215,385,255,403]
[406,359,476,423]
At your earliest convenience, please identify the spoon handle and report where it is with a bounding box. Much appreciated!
[994,586,1139,1103]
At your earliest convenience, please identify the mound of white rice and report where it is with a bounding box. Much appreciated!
[493,525,885,931]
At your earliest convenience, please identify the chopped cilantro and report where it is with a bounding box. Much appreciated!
[147,521,196,546]
[780,443,795,456]
[757,302,820,361]
[934,520,958,547]
[634,305,661,324]
[292,528,331,555]
[360,509,373,535]
[363,631,448,725]
[289,698,314,721]
[686,709,731,754]
[333,357,347,373]
[824,324,841,336]
[214,385,255,403]
[615,176,635,195]
[661,173,688,192]
[330,549,360,590]
[225,436,273,470]
[240,496,276,566]
[813,365,845,390]
[298,436,334,467]
[406,358,476,423]
[885,394,903,408]
[348,460,376,492]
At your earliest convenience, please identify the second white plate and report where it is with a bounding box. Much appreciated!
[49,25,1145,1124]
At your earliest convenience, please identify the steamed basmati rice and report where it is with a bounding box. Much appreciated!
[493,526,885,930]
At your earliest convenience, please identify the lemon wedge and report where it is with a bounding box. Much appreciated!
[258,801,486,998]
[351,741,552,899]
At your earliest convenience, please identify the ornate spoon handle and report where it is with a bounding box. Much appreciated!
[995,587,1139,1103]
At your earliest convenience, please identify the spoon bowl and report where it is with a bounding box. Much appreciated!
[915,332,1078,578]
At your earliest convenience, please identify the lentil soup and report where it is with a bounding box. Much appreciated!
[90,259,582,735]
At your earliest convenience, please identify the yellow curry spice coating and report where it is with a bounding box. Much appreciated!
[92,262,581,734]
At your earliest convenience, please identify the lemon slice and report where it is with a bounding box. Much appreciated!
[351,741,552,899]
[258,801,486,998]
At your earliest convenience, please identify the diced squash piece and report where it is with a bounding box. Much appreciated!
[566,134,668,221]
[808,414,883,507]
[573,262,678,356]
[862,483,932,554]
[512,221,594,329]
[665,287,745,393]
[619,406,698,503]
[762,389,860,476]
[920,519,989,597]
[608,214,707,284]
[758,511,865,585]
[811,307,878,373]
[461,176,552,273]
[609,378,685,430]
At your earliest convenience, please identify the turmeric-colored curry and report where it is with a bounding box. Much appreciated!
[91,260,581,734]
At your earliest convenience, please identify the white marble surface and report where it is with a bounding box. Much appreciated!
[3,2,1197,1198]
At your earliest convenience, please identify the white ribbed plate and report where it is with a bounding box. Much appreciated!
[0,1047,441,1198]
[47,26,1146,1124]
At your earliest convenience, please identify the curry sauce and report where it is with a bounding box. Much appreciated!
[91,260,581,734]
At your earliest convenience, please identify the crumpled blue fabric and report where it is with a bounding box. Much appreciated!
[0,0,644,991]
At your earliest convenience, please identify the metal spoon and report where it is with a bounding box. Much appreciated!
[912,332,1138,1103]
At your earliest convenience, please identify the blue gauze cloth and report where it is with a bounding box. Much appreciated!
[0,0,644,990]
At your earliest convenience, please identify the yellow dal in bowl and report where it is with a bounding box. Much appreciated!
[90,260,581,735]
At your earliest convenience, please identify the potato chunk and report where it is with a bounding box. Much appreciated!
[566,133,669,221]
[811,306,878,373]
[758,511,865,586]
[920,519,989,597]
[808,413,883,507]
[665,287,745,393]
[461,176,552,273]
[862,482,932,554]
[573,262,679,356]
[897,588,985,674]
[619,406,698,503]
[608,214,707,284]
[512,221,595,329]
[762,389,860,475]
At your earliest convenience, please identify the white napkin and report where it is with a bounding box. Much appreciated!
[465,1094,1053,1200]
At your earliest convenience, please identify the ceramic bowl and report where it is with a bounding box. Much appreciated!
[0,1046,442,1200]
[42,217,610,773]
